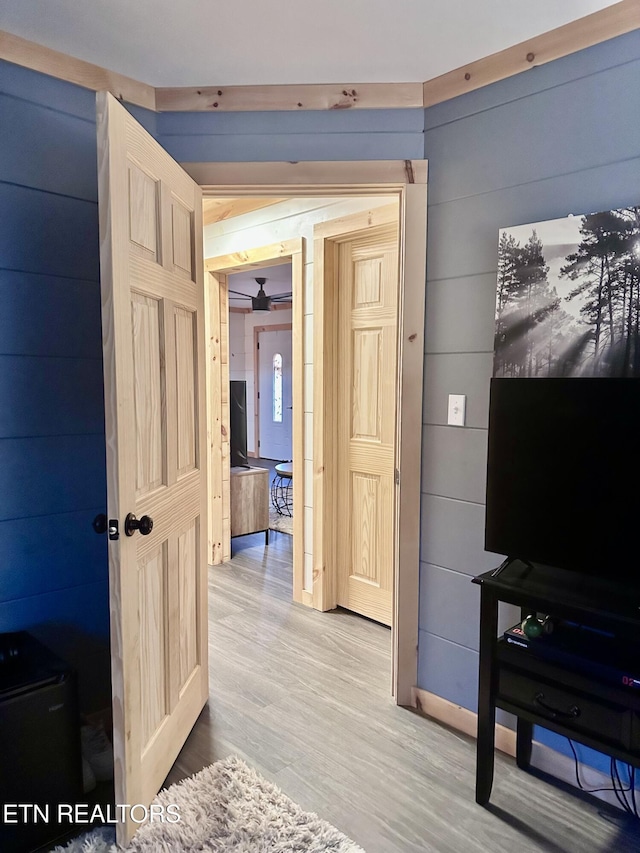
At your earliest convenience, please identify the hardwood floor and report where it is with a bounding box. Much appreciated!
[164,532,640,852]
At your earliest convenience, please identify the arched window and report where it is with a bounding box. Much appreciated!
[273,353,283,422]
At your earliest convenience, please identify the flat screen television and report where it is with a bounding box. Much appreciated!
[229,380,249,469]
[485,378,640,584]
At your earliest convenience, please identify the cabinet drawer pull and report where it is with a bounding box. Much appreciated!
[533,692,581,720]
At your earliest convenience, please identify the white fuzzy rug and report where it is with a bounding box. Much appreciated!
[53,756,364,852]
[269,509,293,536]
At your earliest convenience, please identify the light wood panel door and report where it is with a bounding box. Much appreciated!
[336,221,399,626]
[97,92,208,846]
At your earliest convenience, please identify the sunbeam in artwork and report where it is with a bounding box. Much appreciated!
[494,206,640,378]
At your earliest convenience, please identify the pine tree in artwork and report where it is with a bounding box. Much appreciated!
[496,231,518,320]
[495,230,561,376]
[561,208,640,375]
[494,232,519,374]
[495,205,640,379]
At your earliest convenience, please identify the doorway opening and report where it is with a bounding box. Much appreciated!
[205,236,305,594]
[226,262,294,538]
[199,171,427,704]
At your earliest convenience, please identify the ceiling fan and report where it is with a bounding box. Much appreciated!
[228,277,293,312]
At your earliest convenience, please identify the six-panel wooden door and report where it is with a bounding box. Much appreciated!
[336,216,400,626]
[97,92,208,845]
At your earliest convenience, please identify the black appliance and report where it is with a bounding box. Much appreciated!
[0,632,81,852]
[485,377,640,584]
[230,380,250,468]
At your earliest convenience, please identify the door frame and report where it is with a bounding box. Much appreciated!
[206,240,305,602]
[254,323,293,460]
[193,160,427,705]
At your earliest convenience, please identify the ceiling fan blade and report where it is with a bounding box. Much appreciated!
[227,289,252,299]
[269,292,293,301]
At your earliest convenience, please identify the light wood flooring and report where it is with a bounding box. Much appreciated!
[165,532,640,853]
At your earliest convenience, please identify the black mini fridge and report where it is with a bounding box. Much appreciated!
[0,631,82,852]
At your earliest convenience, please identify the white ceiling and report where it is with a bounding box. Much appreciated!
[0,1,619,87]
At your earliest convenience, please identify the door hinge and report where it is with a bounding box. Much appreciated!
[395,468,400,485]
[257,341,260,350]
[257,391,260,399]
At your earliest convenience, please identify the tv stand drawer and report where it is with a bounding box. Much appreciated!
[498,666,634,750]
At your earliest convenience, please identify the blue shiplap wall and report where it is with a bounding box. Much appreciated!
[419,30,640,770]
[156,108,425,162]
[2,28,639,764]
[157,34,640,774]
[0,61,156,710]
[157,34,640,772]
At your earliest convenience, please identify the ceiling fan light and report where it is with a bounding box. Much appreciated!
[252,294,271,311]
[252,276,271,311]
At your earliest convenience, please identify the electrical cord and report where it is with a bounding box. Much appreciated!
[567,739,627,794]
[611,758,632,814]
[611,758,640,818]
[566,738,639,818]
[610,760,637,817]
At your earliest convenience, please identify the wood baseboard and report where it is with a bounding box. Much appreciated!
[411,686,516,757]
[411,688,631,811]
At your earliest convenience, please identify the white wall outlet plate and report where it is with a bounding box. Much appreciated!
[447,394,466,426]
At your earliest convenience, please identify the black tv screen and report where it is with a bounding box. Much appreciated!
[229,380,249,468]
[485,378,640,583]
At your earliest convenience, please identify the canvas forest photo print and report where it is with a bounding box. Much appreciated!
[494,206,640,377]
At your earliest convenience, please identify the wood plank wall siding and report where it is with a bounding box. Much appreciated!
[0,60,111,714]
[419,28,640,775]
[1,1,638,110]
[2,12,640,782]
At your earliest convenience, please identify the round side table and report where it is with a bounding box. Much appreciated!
[271,462,293,517]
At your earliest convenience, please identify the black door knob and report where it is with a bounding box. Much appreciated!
[124,513,154,537]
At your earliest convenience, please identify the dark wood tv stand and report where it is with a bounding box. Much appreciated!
[473,559,640,806]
